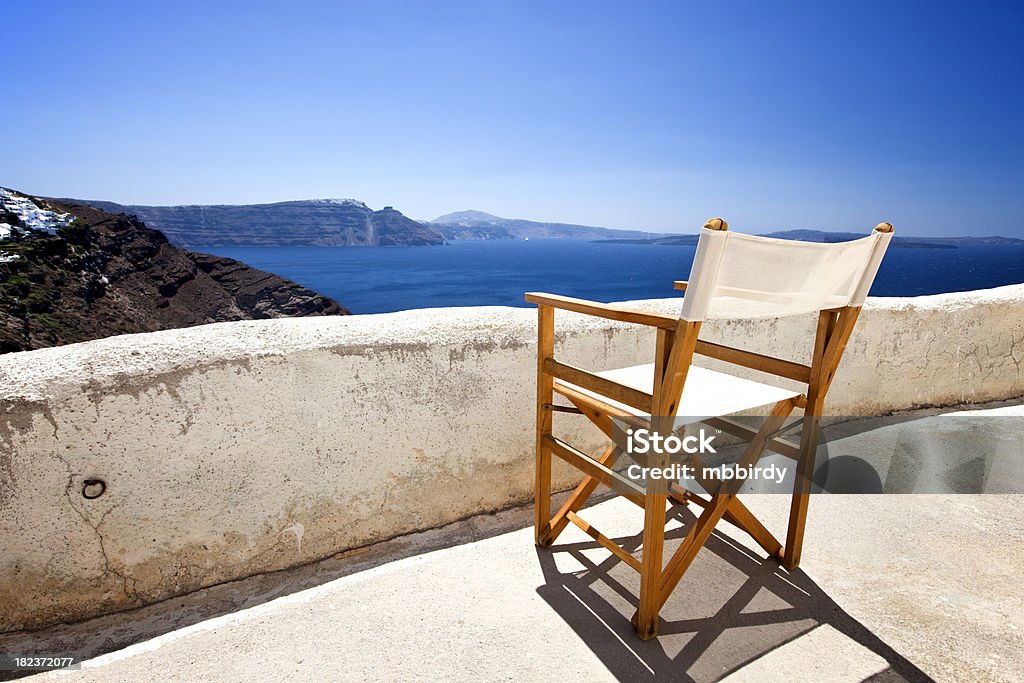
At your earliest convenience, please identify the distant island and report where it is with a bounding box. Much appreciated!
[68,198,1024,250]
[594,229,1024,248]
[429,212,1024,247]
[429,210,662,241]
[70,201,663,247]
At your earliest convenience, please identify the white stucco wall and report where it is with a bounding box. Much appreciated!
[1,284,1022,631]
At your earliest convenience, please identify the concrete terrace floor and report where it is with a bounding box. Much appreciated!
[5,404,1023,683]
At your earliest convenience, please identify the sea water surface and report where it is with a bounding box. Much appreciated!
[208,240,1024,314]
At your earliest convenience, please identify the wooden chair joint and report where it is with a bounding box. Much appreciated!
[543,403,582,414]
[565,511,642,572]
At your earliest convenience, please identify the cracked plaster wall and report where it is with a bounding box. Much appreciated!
[1,285,1022,631]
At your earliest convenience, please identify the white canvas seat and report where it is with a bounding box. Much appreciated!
[554,363,799,422]
[526,217,894,640]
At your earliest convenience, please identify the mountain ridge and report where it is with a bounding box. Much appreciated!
[77,199,445,248]
[428,210,662,241]
[67,199,1024,247]
[432,210,504,224]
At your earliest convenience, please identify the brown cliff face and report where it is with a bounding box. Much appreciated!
[0,196,348,353]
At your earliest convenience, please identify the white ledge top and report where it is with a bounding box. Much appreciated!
[1,284,1022,401]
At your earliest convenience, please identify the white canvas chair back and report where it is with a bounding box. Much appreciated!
[680,223,893,322]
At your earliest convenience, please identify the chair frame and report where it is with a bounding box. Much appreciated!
[527,219,892,640]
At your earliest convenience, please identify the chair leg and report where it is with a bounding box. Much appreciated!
[657,491,735,611]
[534,306,555,546]
[785,415,820,570]
[634,492,667,640]
[535,442,553,546]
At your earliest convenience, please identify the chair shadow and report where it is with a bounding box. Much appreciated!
[535,505,933,682]
[0,491,935,682]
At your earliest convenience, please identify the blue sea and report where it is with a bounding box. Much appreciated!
[207,240,1024,315]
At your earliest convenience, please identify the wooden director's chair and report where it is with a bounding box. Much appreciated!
[526,218,893,640]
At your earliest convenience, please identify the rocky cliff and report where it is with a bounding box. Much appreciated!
[81,198,445,247]
[0,190,347,353]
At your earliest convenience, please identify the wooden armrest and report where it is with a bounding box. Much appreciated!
[674,281,687,291]
[524,292,677,330]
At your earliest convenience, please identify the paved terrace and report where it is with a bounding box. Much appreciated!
[3,402,1021,682]
[2,288,1022,681]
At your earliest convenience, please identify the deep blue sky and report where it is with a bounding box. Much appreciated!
[3,1,1022,236]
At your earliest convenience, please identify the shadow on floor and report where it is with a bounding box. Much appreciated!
[2,488,938,682]
[535,505,933,682]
